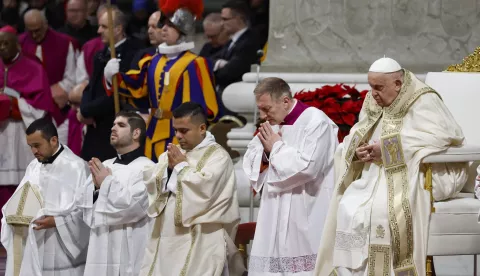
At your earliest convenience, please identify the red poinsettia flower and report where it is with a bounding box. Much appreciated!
[292,84,368,142]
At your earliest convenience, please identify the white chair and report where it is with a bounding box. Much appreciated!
[423,72,480,276]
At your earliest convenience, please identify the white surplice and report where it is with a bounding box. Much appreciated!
[0,97,45,185]
[140,132,245,276]
[314,71,468,276]
[243,104,339,276]
[1,145,91,276]
[76,155,154,276]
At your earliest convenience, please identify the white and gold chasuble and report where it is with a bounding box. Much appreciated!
[140,132,245,276]
[314,70,468,276]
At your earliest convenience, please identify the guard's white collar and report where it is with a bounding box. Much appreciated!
[157,42,195,55]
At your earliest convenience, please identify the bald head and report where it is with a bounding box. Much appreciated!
[147,11,163,46]
[24,9,48,43]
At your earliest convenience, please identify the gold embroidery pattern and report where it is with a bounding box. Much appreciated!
[174,167,191,227]
[17,182,30,215]
[338,71,434,274]
[179,224,198,276]
[147,218,163,276]
[345,131,361,164]
[174,144,220,227]
[368,244,390,276]
[5,215,34,225]
[6,182,42,226]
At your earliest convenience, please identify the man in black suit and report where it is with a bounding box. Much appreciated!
[199,12,229,58]
[78,8,146,162]
[213,0,262,93]
[208,0,263,158]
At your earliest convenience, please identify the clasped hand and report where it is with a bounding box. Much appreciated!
[167,143,187,169]
[257,122,282,153]
[89,157,112,188]
[33,216,56,230]
[355,141,382,163]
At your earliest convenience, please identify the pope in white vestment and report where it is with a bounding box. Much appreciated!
[243,77,338,275]
[1,118,90,276]
[140,102,245,276]
[314,58,468,276]
[75,111,154,276]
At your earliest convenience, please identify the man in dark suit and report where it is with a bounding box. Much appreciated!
[78,8,145,162]
[213,0,262,93]
[199,12,229,58]
[208,0,263,158]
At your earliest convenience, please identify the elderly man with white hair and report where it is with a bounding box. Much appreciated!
[199,12,229,58]
[314,57,469,276]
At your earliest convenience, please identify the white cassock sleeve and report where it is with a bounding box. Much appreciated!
[53,208,90,260]
[267,120,335,192]
[19,160,91,276]
[174,150,233,227]
[17,97,46,127]
[75,51,89,85]
[431,162,468,201]
[93,171,149,226]
[58,42,77,93]
[243,136,269,193]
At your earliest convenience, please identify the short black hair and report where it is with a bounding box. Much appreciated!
[172,102,207,125]
[222,0,250,23]
[25,117,58,141]
[115,110,147,144]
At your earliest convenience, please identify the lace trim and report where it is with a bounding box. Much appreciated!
[334,229,369,250]
[248,254,317,273]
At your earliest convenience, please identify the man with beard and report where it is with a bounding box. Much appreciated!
[1,118,90,276]
[76,110,153,275]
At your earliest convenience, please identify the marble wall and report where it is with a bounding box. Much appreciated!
[263,0,480,73]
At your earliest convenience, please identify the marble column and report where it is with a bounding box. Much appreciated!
[262,0,480,73]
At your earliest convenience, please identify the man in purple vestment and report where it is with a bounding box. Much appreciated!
[20,9,78,148]
[0,25,62,230]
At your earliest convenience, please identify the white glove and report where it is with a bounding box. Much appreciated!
[104,58,120,83]
[214,59,228,71]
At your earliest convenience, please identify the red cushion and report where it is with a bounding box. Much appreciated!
[0,95,11,121]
